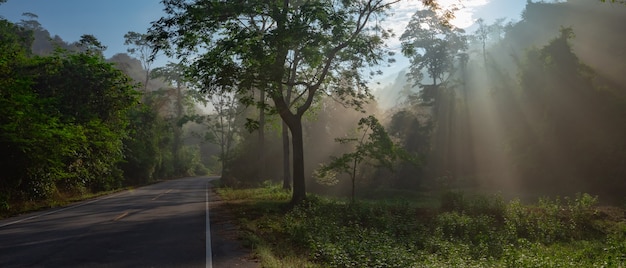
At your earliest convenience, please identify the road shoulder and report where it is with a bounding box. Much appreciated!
[209,188,260,268]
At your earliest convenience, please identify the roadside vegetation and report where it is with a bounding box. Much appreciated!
[217,183,626,267]
[0,13,214,218]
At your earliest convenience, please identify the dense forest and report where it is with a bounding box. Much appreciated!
[373,0,626,203]
[0,12,216,212]
[2,0,626,213]
[216,0,626,205]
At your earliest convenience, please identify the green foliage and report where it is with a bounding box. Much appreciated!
[28,52,138,192]
[29,51,138,126]
[400,8,467,88]
[504,193,602,244]
[1,17,214,216]
[222,188,625,267]
[75,34,107,55]
[177,145,209,176]
[433,211,504,258]
[316,115,413,201]
[217,181,291,201]
[0,19,32,57]
[440,191,506,219]
[0,18,139,203]
[148,0,414,204]
[120,104,161,184]
[283,199,424,267]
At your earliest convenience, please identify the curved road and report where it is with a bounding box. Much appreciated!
[0,176,256,268]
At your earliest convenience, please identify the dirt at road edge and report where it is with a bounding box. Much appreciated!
[209,192,260,268]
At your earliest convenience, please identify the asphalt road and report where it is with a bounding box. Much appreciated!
[0,176,257,268]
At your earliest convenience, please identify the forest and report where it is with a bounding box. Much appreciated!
[1,0,626,266]
[0,10,216,213]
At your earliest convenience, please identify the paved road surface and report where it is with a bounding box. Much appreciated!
[0,176,257,268]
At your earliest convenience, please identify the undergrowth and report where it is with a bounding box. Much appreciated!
[218,183,626,267]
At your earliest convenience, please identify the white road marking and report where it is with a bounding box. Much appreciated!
[206,181,213,268]
[152,189,173,200]
[0,191,127,229]
[113,211,129,221]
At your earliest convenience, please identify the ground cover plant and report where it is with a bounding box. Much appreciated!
[217,183,626,267]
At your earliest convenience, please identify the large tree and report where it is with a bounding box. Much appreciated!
[203,91,241,177]
[147,0,439,203]
[124,31,154,92]
[150,62,199,176]
[399,7,466,181]
[400,8,467,93]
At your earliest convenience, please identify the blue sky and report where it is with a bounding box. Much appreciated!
[0,0,163,61]
[0,0,529,78]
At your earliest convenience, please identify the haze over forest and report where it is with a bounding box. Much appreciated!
[2,0,626,208]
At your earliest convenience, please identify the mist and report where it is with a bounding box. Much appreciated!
[209,1,626,205]
[365,0,626,204]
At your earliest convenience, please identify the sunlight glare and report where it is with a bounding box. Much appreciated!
[384,0,490,51]
[438,0,491,28]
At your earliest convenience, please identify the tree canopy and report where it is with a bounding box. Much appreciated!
[0,19,140,200]
[147,0,449,203]
[400,8,467,89]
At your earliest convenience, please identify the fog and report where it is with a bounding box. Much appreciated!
[363,0,626,204]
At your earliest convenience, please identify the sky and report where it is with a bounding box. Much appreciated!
[0,0,164,59]
[0,0,529,83]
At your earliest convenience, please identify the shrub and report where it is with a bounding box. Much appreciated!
[440,191,506,220]
[221,188,624,267]
[434,211,504,258]
[505,193,602,244]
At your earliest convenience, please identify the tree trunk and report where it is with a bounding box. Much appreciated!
[220,111,227,175]
[258,88,266,182]
[173,83,183,174]
[282,121,291,189]
[351,157,358,203]
[144,69,150,92]
[289,118,306,204]
[282,54,297,191]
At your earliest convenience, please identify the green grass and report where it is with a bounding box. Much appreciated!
[218,185,626,267]
[216,181,291,201]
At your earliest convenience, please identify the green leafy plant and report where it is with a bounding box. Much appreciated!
[220,187,625,267]
[315,115,413,202]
